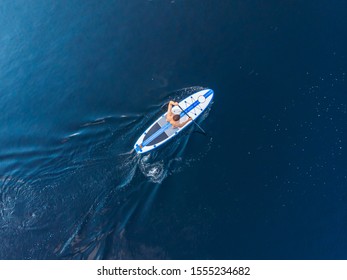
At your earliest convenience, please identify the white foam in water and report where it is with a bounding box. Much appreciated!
[139,158,168,184]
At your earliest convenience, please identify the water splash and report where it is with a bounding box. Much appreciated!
[139,157,168,184]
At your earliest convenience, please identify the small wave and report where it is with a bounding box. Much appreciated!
[115,153,138,190]
[81,119,106,127]
[81,114,141,128]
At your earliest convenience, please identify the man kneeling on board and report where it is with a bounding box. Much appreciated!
[166,100,192,128]
[138,101,192,149]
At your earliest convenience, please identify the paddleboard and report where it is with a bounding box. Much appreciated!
[134,88,214,154]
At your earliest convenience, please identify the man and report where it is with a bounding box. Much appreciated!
[166,100,192,128]
[138,100,193,149]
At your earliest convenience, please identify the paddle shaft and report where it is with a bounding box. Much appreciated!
[177,104,206,135]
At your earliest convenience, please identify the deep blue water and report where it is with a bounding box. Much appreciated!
[1,0,347,259]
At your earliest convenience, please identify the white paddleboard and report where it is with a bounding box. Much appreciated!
[134,88,214,154]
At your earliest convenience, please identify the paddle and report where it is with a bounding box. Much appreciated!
[177,104,207,135]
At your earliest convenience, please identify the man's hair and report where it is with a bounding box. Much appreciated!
[173,114,180,121]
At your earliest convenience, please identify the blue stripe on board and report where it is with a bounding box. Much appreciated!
[142,122,171,147]
[204,89,213,98]
[180,100,199,117]
[142,90,213,148]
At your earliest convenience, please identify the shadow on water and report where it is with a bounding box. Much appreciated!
[0,86,213,259]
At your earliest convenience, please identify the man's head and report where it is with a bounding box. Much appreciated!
[173,114,180,121]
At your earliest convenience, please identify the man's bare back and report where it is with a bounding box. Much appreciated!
[166,100,192,128]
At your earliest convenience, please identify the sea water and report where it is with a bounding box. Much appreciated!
[1,0,347,259]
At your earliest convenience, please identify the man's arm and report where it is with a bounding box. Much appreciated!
[177,117,192,128]
[167,101,178,114]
